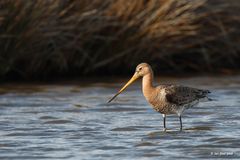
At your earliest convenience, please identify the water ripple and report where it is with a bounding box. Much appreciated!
[0,77,240,159]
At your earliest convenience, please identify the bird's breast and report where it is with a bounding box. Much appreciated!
[144,88,169,113]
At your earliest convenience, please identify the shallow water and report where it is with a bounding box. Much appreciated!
[0,76,240,159]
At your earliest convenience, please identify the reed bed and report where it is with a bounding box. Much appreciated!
[0,0,240,79]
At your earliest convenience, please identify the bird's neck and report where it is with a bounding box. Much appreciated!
[142,72,154,99]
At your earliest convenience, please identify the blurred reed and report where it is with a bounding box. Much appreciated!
[0,0,240,79]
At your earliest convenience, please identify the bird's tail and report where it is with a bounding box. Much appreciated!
[207,97,214,101]
[197,89,214,102]
[201,90,217,101]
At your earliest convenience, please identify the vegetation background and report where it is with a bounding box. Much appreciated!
[0,0,240,80]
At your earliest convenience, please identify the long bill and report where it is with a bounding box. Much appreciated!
[108,73,139,103]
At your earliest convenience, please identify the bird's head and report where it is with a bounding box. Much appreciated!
[108,62,152,103]
[135,63,152,77]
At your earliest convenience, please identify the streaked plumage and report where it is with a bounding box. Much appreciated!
[108,63,211,131]
[147,85,210,115]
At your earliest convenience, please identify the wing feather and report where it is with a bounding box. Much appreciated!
[165,85,210,105]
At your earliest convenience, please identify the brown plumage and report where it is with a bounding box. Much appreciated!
[108,63,211,131]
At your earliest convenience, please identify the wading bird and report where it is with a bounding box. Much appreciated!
[108,63,210,131]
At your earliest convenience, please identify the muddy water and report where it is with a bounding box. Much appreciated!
[0,76,240,159]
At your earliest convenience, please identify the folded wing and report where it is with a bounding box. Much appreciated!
[165,85,210,106]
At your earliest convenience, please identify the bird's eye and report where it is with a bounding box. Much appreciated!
[139,67,142,71]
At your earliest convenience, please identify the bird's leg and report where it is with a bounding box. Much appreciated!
[163,114,166,131]
[179,115,182,131]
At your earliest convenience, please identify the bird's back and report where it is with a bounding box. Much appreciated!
[147,84,210,115]
[164,85,210,105]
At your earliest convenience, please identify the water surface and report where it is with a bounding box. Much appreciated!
[0,76,240,159]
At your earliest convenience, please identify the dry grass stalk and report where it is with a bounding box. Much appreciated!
[0,0,239,79]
